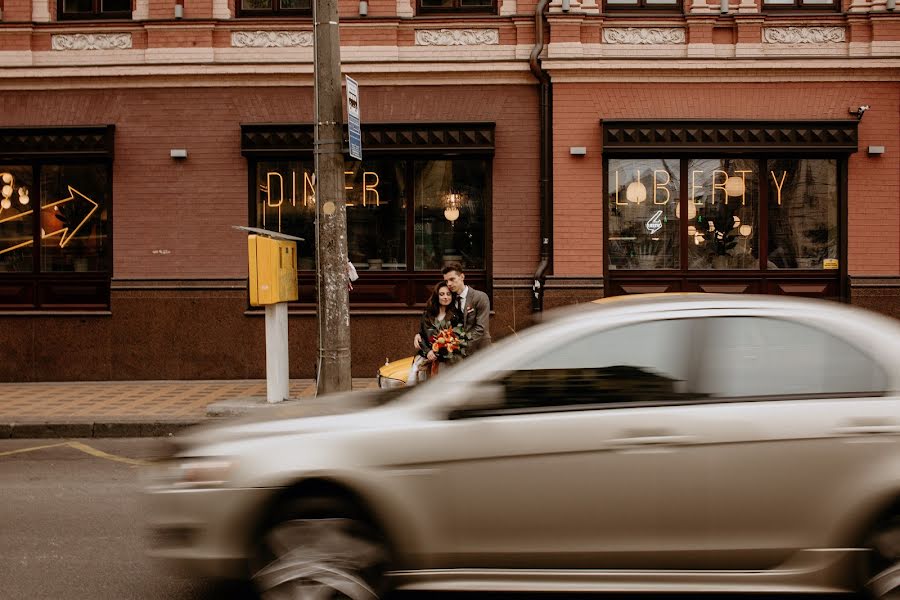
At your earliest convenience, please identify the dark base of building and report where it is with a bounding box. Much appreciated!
[1,276,898,382]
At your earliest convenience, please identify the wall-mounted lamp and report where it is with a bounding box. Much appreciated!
[720,0,728,13]
[868,146,886,156]
[850,105,870,120]
[358,0,368,16]
[561,0,570,12]
[569,146,587,156]
[170,149,188,159]
[887,0,896,10]
[174,0,183,18]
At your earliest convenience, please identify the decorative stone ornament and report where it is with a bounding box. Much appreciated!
[51,33,132,51]
[414,29,500,46]
[762,27,846,44]
[602,28,686,45]
[230,31,313,48]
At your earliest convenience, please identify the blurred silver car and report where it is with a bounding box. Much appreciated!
[144,293,900,599]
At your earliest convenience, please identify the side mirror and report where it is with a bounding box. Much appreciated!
[447,383,505,420]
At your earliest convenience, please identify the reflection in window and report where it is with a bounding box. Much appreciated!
[687,159,758,270]
[255,160,316,270]
[60,0,131,19]
[346,161,407,271]
[607,159,680,270]
[39,165,109,273]
[254,158,488,274]
[502,319,697,410]
[239,0,311,15]
[414,159,487,271]
[0,166,34,273]
[767,159,838,270]
[696,317,886,398]
[418,0,494,13]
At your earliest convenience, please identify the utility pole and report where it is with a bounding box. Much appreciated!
[313,0,352,394]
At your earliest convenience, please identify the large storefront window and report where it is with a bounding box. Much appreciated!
[0,160,111,308]
[607,156,838,276]
[607,158,680,270]
[767,159,838,270]
[255,158,487,274]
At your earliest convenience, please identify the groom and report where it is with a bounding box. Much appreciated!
[441,263,491,354]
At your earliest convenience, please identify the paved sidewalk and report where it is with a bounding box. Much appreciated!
[0,378,378,439]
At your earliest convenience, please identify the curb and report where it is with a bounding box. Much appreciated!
[0,419,206,439]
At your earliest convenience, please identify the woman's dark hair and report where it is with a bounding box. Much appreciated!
[424,281,461,322]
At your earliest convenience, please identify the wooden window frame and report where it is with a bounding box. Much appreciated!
[58,0,132,20]
[0,127,115,311]
[241,123,494,310]
[601,120,857,301]
[603,0,682,11]
[237,0,312,17]
[416,0,498,16]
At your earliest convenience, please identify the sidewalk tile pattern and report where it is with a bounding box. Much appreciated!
[0,379,377,420]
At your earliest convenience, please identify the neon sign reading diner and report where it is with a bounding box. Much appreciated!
[261,169,381,208]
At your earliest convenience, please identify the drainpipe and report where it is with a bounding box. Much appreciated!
[529,0,552,313]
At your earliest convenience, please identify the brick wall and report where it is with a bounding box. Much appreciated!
[0,83,539,280]
[552,81,900,277]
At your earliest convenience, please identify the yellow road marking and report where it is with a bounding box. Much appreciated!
[0,440,151,466]
[65,441,151,466]
[0,442,68,457]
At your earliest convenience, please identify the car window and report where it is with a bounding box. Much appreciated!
[694,317,887,399]
[490,318,698,412]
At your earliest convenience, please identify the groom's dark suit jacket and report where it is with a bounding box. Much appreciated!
[461,287,491,353]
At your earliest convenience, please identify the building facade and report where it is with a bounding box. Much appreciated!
[0,0,897,380]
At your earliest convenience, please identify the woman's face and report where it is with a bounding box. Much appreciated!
[438,286,453,306]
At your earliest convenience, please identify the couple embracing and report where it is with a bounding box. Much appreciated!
[408,263,491,384]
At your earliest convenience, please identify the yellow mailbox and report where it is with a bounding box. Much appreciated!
[248,234,299,306]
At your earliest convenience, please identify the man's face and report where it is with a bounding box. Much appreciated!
[443,270,464,293]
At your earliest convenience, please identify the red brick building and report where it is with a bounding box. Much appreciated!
[0,0,897,380]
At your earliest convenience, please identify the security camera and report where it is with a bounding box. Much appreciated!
[850,105,870,120]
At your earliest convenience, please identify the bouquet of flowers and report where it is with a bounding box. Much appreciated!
[429,321,469,364]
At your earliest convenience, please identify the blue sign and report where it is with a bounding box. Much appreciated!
[346,76,362,161]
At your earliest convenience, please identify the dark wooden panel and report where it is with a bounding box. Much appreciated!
[767,280,837,298]
[0,281,35,307]
[37,280,109,308]
[616,281,681,295]
[687,280,761,294]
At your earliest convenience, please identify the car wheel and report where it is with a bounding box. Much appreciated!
[251,496,391,600]
[862,513,900,600]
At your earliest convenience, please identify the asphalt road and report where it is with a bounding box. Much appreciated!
[0,438,839,600]
[0,438,253,600]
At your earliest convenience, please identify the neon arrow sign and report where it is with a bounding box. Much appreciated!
[0,186,99,256]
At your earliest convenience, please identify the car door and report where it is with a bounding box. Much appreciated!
[676,313,899,569]
[439,315,710,569]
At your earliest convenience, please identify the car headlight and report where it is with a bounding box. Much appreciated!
[146,457,235,490]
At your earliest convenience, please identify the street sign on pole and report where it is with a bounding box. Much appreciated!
[346,75,362,161]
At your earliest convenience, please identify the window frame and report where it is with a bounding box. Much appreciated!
[236,0,312,18]
[57,0,133,21]
[242,122,495,310]
[416,0,498,15]
[602,0,683,11]
[760,0,839,10]
[0,126,114,311]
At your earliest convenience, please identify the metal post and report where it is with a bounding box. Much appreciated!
[265,303,290,403]
[313,0,352,394]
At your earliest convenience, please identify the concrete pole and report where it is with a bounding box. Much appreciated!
[265,303,290,403]
[313,0,352,394]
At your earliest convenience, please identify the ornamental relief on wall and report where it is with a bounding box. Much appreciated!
[51,33,133,51]
[415,29,500,46]
[602,28,686,45]
[231,31,313,48]
[762,27,846,44]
